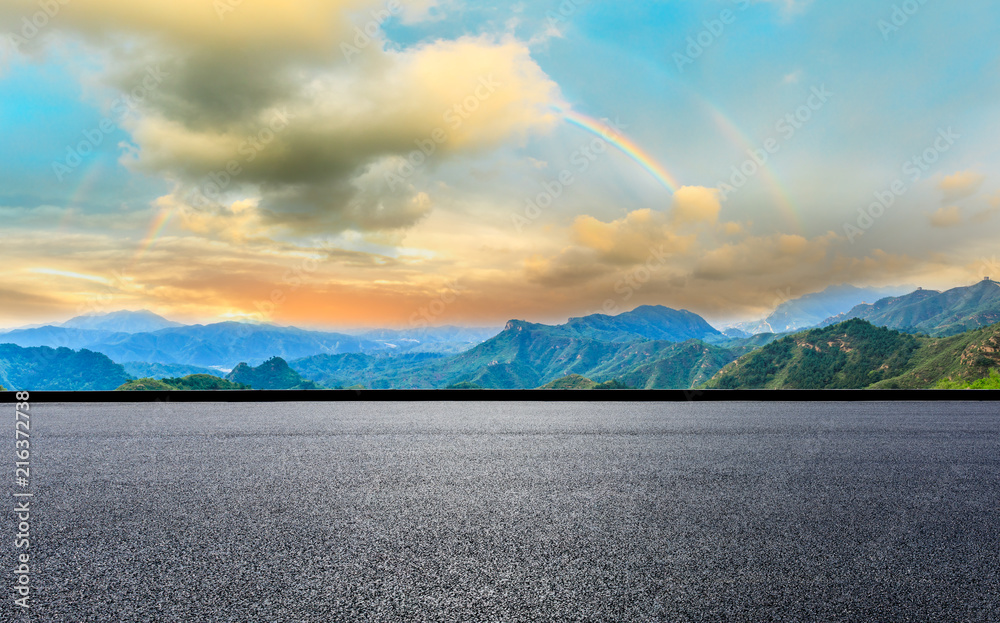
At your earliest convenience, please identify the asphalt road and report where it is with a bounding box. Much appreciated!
[5,401,999,622]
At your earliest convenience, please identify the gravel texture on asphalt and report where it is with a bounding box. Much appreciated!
[4,401,999,622]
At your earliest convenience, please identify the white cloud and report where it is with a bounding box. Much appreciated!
[929,206,963,228]
[940,170,986,202]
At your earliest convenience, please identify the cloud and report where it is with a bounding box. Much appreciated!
[694,233,835,281]
[2,0,382,55]
[670,186,722,226]
[5,1,561,236]
[0,287,67,325]
[571,209,695,265]
[929,206,962,228]
[971,194,1000,224]
[756,0,813,17]
[782,70,803,85]
[722,222,745,236]
[524,249,610,288]
[939,170,986,202]
[131,34,559,235]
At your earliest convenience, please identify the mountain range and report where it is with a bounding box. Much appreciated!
[0,344,131,391]
[729,284,910,334]
[2,281,999,391]
[0,312,499,369]
[226,357,321,390]
[820,279,1000,336]
[705,318,1000,390]
[287,306,733,389]
[60,309,184,333]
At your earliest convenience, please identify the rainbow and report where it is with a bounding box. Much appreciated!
[131,207,174,267]
[62,159,178,267]
[57,161,105,233]
[559,109,679,194]
[702,101,803,232]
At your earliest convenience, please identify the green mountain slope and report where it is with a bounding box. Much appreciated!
[539,374,601,389]
[121,362,221,380]
[538,375,630,389]
[558,305,722,342]
[867,323,1000,388]
[704,320,922,389]
[616,341,739,389]
[116,374,249,390]
[706,319,1000,389]
[0,344,131,391]
[115,378,176,391]
[937,369,1000,389]
[731,285,907,334]
[226,356,321,389]
[290,352,443,388]
[291,319,738,389]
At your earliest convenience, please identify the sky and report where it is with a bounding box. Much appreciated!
[1,0,999,330]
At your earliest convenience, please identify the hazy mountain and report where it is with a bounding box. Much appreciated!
[356,326,500,354]
[292,311,738,389]
[729,284,910,334]
[84,322,383,368]
[4,316,456,369]
[0,344,131,391]
[820,280,1000,336]
[716,332,785,357]
[1,327,127,350]
[377,319,635,388]
[226,356,321,389]
[61,310,183,333]
[290,352,445,389]
[11,290,1000,390]
[1,306,715,372]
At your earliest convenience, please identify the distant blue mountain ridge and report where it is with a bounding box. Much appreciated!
[4,282,1000,389]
